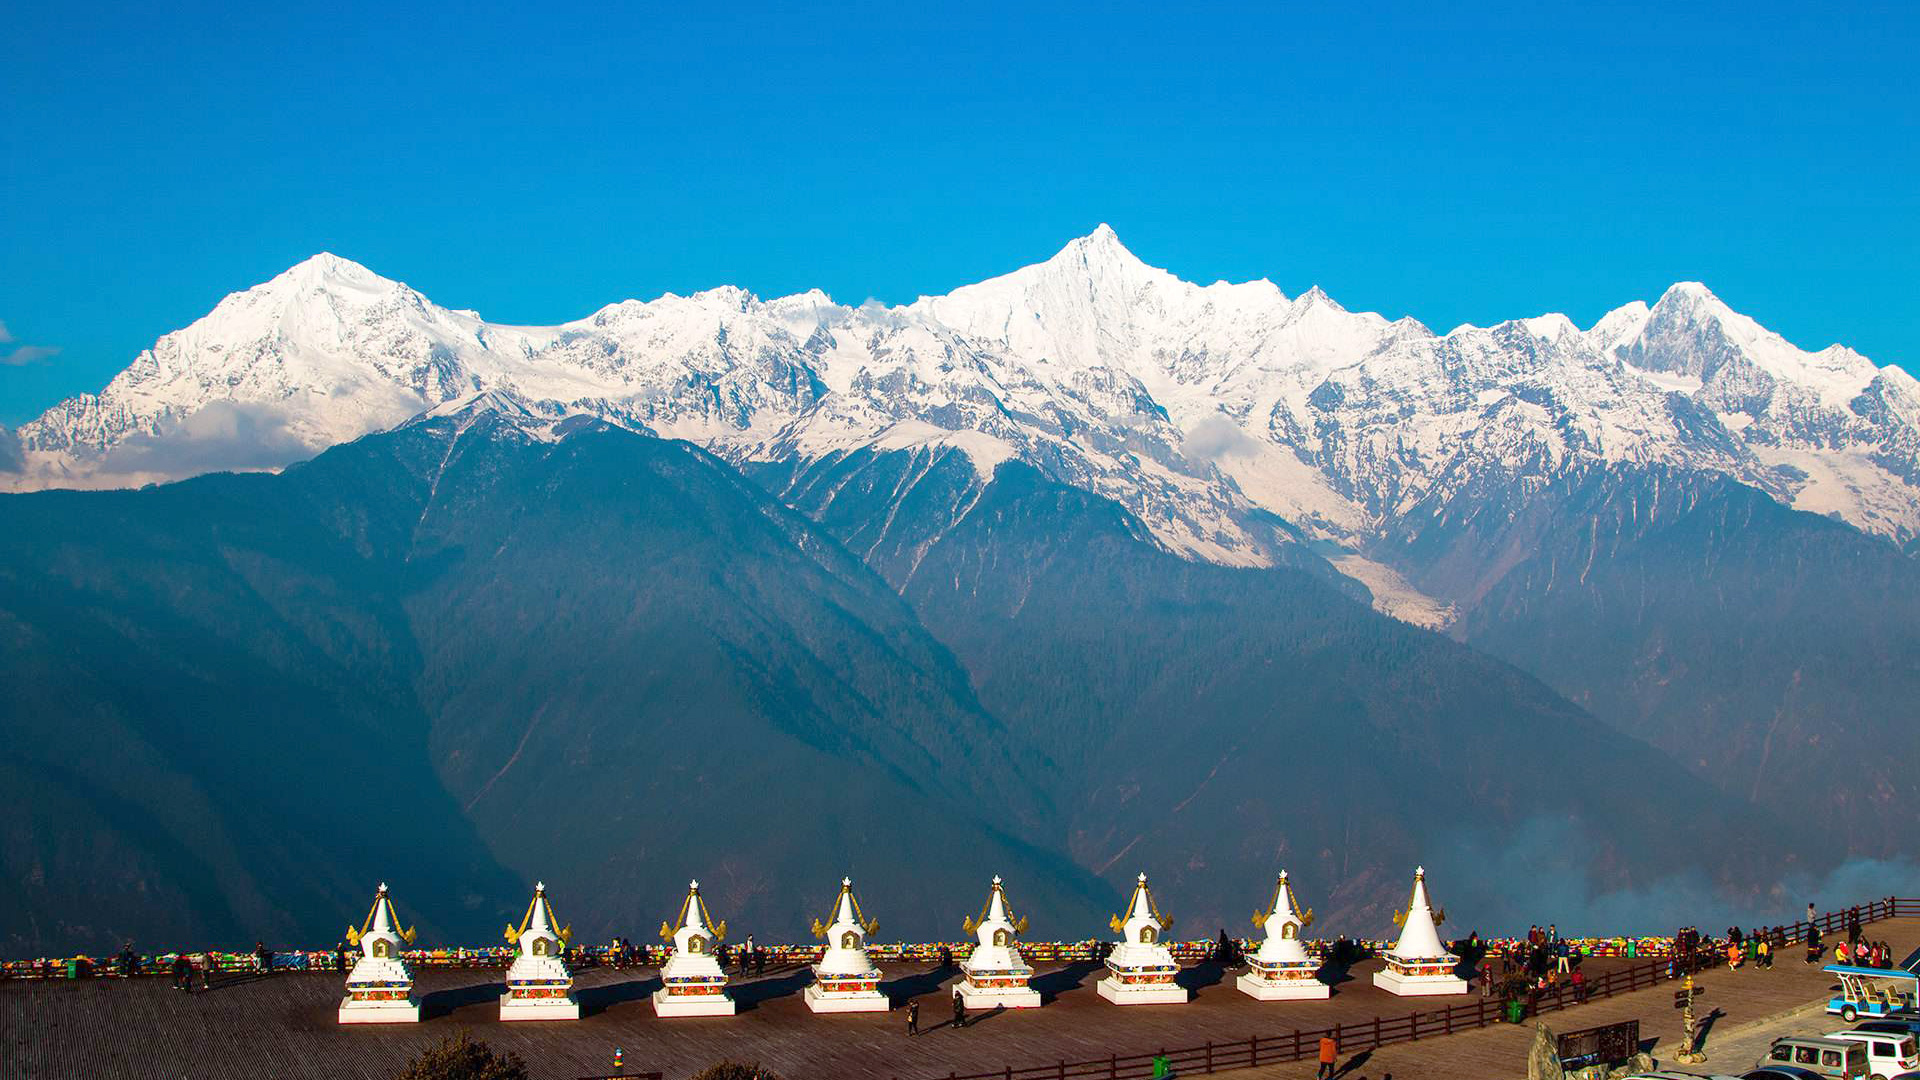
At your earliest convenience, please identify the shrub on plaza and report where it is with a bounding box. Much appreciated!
[394,1033,530,1080]
[689,1061,785,1080]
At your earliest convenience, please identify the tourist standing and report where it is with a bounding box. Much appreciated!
[1317,1033,1339,1079]
[1807,901,1817,927]
[171,953,192,991]
[952,988,967,1029]
[906,999,919,1036]
[254,941,272,976]
[336,941,352,975]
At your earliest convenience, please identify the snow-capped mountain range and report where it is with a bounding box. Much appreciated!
[12,226,1917,623]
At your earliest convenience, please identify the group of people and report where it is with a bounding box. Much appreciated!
[158,940,275,992]
[1716,925,1783,970]
[1484,924,1585,998]
[596,934,772,976]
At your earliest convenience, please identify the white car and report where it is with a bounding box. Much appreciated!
[1825,1030,1920,1080]
[1617,1073,1746,1079]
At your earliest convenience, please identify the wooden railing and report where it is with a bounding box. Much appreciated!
[907,896,1911,1080]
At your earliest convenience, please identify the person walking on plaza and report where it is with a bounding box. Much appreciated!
[1317,1033,1339,1079]
[906,999,919,1036]
[952,988,967,1030]
[254,941,272,976]
[336,941,352,974]
[170,953,191,992]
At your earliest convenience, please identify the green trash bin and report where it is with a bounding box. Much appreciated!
[1505,998,1525,1023]
[65,958,79,979]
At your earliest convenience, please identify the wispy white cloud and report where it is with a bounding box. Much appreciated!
[1,344,60,366]
[0,319,60,365]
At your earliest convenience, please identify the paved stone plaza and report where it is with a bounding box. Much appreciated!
[8,921,1917,1080]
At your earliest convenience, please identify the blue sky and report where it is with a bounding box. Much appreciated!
[2,0,1914,424]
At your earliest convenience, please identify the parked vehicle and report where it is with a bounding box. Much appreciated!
[1745,1069,1839,1080]
[1823,1030,1920,1080]
[1825,965,1920,1023]
[1858,1020,1920,1041]
[1760,1035,1871,1078]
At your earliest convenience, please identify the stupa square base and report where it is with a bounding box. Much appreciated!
[337,997,421,1023]
[1095,978,1189,1005]
[958,983,1042,1009]
[803,984,888,1013]
[497,994,581,1020]
[1371,969,1468,996]
[1235,973,1330,1000]
[652,989,737,1017]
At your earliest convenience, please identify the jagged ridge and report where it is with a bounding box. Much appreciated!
[11,228,1918,621]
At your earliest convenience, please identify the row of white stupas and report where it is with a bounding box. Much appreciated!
[337,867,1465,1024]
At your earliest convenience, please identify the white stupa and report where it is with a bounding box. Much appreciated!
[1236,869,1330,1000]
[803,877,887,1013]
[1096,872,1188,1005]
[1372,866,1468,996]
[653,879,736,1017]
[499,881,580,1020]
[338,883,421,1023]
[958,875,1041,1009]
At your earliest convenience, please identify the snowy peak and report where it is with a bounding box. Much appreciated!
[283,251,391,289]
[907,225,1195,371]
[1043,222,1155,282]
[9,230,1919,584]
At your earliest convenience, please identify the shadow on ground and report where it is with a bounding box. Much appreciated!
[578,975,663,1017]
[1034,960,1102,1003]
[423,980,503,1020]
